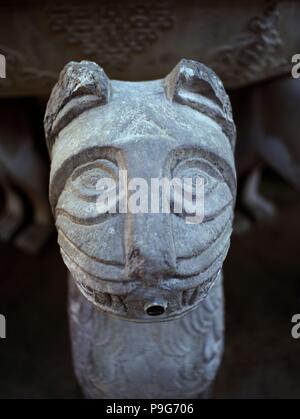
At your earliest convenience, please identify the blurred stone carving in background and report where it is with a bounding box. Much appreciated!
[233,76,300,232]
[0,100,52,254]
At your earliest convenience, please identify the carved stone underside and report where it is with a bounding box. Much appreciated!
[46,1,174,71]
[69,273,224,399]
[1,0,299,96]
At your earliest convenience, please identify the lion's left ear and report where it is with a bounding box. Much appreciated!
[164,59,235,149]
[44,60,111,155]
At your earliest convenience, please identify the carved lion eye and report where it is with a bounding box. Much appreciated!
[178,167,207,186]
[71,159,118,202]
[77,168,107,190]
[171,158,226,219]
[173,158,222,182]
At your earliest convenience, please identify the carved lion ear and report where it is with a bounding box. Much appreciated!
[164,59,236,149]
[44,60,111,154]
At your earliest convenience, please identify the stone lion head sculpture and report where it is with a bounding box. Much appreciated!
[44,59,236,322]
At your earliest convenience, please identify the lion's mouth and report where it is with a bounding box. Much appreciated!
[64,254,220,321]
[58,227,225,320]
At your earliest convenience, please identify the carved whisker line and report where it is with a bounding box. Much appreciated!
[58,228,125,268]
[181,273,219,308]
[56,208,117,226]
[202,198,234,223]
[175,237,231,284]
[199,240,231,278]
[176,217,232,264]
[61,249,137,296]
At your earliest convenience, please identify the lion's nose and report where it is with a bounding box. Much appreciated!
[125,213,176,281]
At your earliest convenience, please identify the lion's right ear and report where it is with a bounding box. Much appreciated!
[164,59,235,149]
[44,60,111,155]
